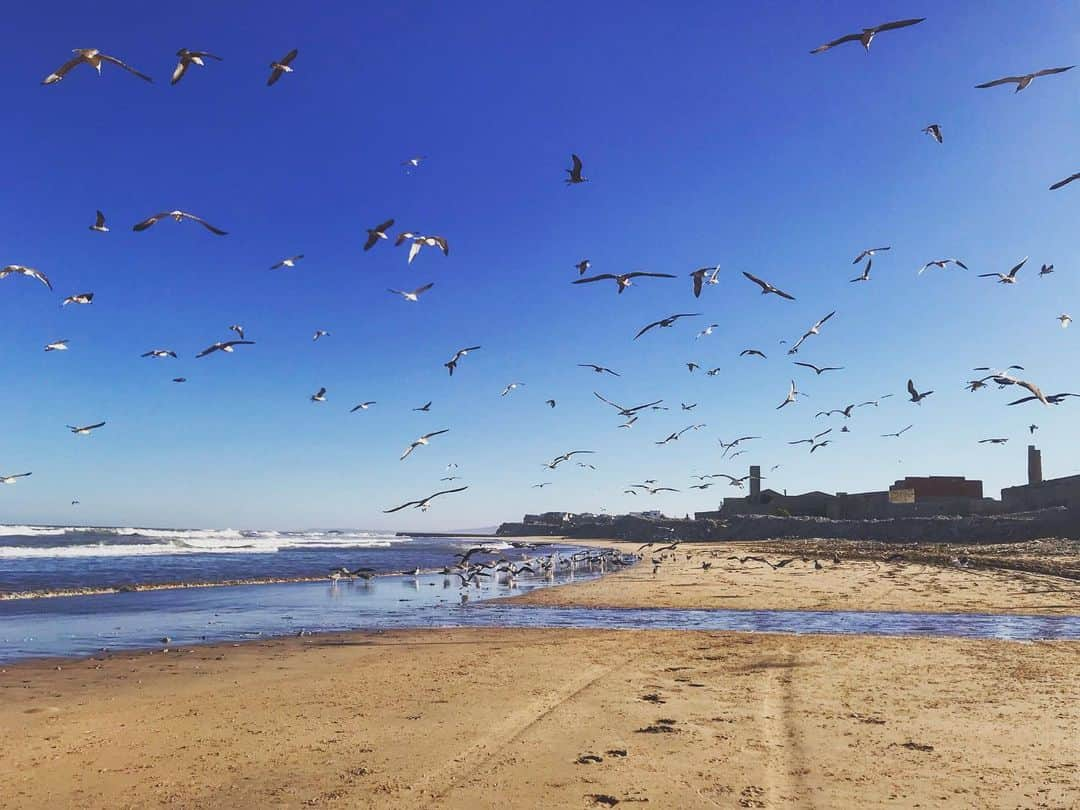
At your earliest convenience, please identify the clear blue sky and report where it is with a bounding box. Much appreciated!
[1,1,1077,530]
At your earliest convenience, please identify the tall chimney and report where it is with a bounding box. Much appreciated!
[1028,445,1042,485]
[749,465,761,499]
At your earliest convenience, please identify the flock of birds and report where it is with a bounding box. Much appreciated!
[2,19,1077,517]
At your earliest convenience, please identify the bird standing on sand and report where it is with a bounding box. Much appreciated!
[810,18,925,54]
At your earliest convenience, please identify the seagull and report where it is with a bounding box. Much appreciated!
[816,404,855,418]
[532,482,552,488]
[575,259,591,276]
[310,387,327,403]
[89,210,109,233]
[696,324,720,339]
[681,402,697,411]
[545,399,556,408]
[794,361,843,375]
[810,439,831,454]
[388,283,435,302]
[1039,264,1054,277]
[655,426,697,445]
[975,65,1074,93]
[413,401,432,412]
[789,428,832,446]
[1029,424,1039,434]
[810,18,925,54]
[719,436,760,457]
[777,379,800,410]
[445,346,481,376]
[578,364,620,376]
[364,218,395,250]
[141,349,177,358]
[907,379,933,404]
[395,232,449,264]
[0,472,32,485]
[742,271,795,300]
[858,395,894,407]
[172,378,187,383]
[850,261,873,282]
[690,266,721,297]
[634,313,700,340]
[978,257,1027,284]
[576,462,596,470]
[740,349,767,358]
[229,325,245,340]
[573,271,676,294]
[312,330,330,341]
[1050,172,1080,191]
[1,265,52,290]
[545,450,594,468]
[501,382,525,396]
[270,255,304,270]
[67,421,106,435]
[44,340,69,352]
[133,210,227,235]
[853,247,890,264]
[687,362,700,372]
[1008,392,1078,406]
[196,340,255,358]
[62,292,93,306]
[881,424,913,438]
[788,311,836,354]
[978,438,1009,445]
[593,392,663,417]
[918,258,968,275]
[400,429,449,460]
[565,153,587,185]
[922,124,943,143]
[383,485,467,513]
[42,49,153,84]
[1059,314,1072,328]
[171,49,222,85]
[267,48,298,86]
[350,401,376,412]
[401,156,427,171]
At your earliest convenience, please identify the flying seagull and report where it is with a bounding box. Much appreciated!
[978,257,1027,284]
[0,265,52,290]
[810,18,925,54]
[794,361,843,375]
[1049,172,1080,191]
[919,258,968,275]
[413,401,432,412]
[922,124,943,143]
[634,313,700,340]
[67,421,106,435]
[501,382,525,396]
[400,429,449,460]
[445,346,481,376]
[43,49,153,84]
[545,399,556,408]
[310,387,327,403]
[172,49,222,85]
[62,292,93,306]
[401,156,427,170]
[196,339,254,358]
[383,486,468,513]
[267,48,298,86]
[777,379,800,409]
[573,271,676,294]
[575,259,591,276]
[1059,314,1072,329]
[89,210,109,233]
[270,254,304,270]
[742,271,795,300]
[740,349,766,358]
[578,363,620,376]
[141,349,177,358]
[697,323,720,339]
[790,428,832,446]
[133,210,227,235]
[0,472,32,485]
[364,218,394,250]
[593,391,662,417]
[1039,264,1054,277]
[172,378,187,383]
[395,232,449,264]
[350,401,376,412]
[881,424,913,438]
[229,325,245,340]
[388,282,434,302]
[690,266,721,297]
[975,65,1074,93]
[788,311,836,354]
[566,153,587,185]
[312,330,330,341]
[978,438,1009,445]
[1008,392,1078,406]
[853,247,890,264]
[45,340,69,352]
[850,261,873,282]
[544,450,594,468]
[907,378,933,404]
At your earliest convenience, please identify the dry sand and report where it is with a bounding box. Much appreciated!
[2,543,1078,809]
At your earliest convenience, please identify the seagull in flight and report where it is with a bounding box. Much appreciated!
[544,450,594,469]
[383,486,467,513]
[697,324,720,339]
[907,379,933,404]
[919,258,968,275]
[922,124,943,143]
[573,271,676,294]
[1059,314,1072,328]
[350,401,376,412]
[690,266,721,297]
[545,399,556,408]
[413,401,432,412]
[810,439,831,454]
[196,340,254,358]
[777,379,801,410]
[1039,264,1054,277]
[593,391,662,417]
[267,48,298,86]
[742,271,795,300]
[89,210,109,233]
[68,421,106,435]
[133,210,227,235]
[853,247,890,264]
[740,349,766,358]
[395,232,449,264]
[881,425,913,438]
[43,49,153,84]
[655,425,698,445]
[719,436,760,457]
[388,283,434,302]
[445,346,481,376]
[978,438,1009,445]
[172,378,187,383]
[794,361,843,375]
[501,382,525,396]
[364,218,395,250]
[400,429,449,460]
[789,428,832,446]
[816,404,855,419]
[62,292,94,306]
[1,265,52,290]
[1008,392,1078,406]
[565,153,587,185]
[575,259,591,276]
[270,255,304,270]
[532,482,552,489]
[788,311,836,354]
[310,387,327,403]
[978,257,1027,284]
[634,313,700,340]
[171,49,222,85]
[1050,172,1080,191]
[810,18,925,54]
[229,325,245,340]
[401,156,427,171]
[0,472,32,485]
[687,362,700,372]
[578,363,620,376]
[141,349,177,359]
[975,65,1074,93]
[312,330,330,341]
[850,259,875,282]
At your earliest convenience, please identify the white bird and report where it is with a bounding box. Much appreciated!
[42,49,153,84]
[400,429,449,461]
[919,258,968,275]
[853,247,890,264]
[395,232,449,264]
[388,283,434,302]
[172,49,223,85]
[0,472,32,485]
[196,339,255,358]
[67,421,106,435]
[383,485,467,513]
[501,382,525,397]
[313,330,330,341]
[690,266,721,297]
[1058,314,1072,329]
[696,323,720,338]
[62,292,94,306]
[788,311,836,354]
[976,66,1074,93]
[350,401,376,412]
[133,210,227,235]
[810,18,925,54]
[1,265,52,290]
[445,346,481,376]
[777,379,800,410]
[44,340,69,352]
[311,387,327,403]
[270,254,304,270]
[575,259,591,276]
[267,48,298,86]
[141,349,177,358]
[89,210,109,233]
[922,124,943,143]
[978,257,1027,284]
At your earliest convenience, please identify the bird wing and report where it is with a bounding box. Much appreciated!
[815,310,836,328]
[571,153,582,173]
[793,362,819,372]
[1049,173,1080,190]
[171,58,188,84]
[42,54,85,84]
[634,320,663,340]
[94,210,106,228]
[279,48,299,66]
[412,282,435,296]
[133,213,168,231]
[422,429,450,440]
[1033,65,1075,78]
[810,32,862,54]
[407,241,422,263]
[383,498,423,513]
[742,271,769,291]
[99,53,153,82]
[85,422,106,431]
[1008,257,1028,277]
[907,379,918,398]
[573,274,619,285]
[363,232,380,250]
[873,17,925,33]
[975,76,1024,89]
[1016,379,1048,405]
[977,273,1001,279]
[183,212,227,235]
[431,236,449,255]
[625,272,677,280]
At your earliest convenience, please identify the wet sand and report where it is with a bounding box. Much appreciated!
[2,540,1078,809]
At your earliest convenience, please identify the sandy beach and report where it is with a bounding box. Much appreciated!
[2,543,1078,809]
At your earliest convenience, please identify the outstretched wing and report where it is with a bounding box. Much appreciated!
[873,18,925,34]
[99,53,154,82]
[133,213,168,231]
[573,274,619,285]
[810,32,861,54]
[184,212,228,235]
[42,55,86,85]
[1049,172,1080,190]
[634,320,663,340]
